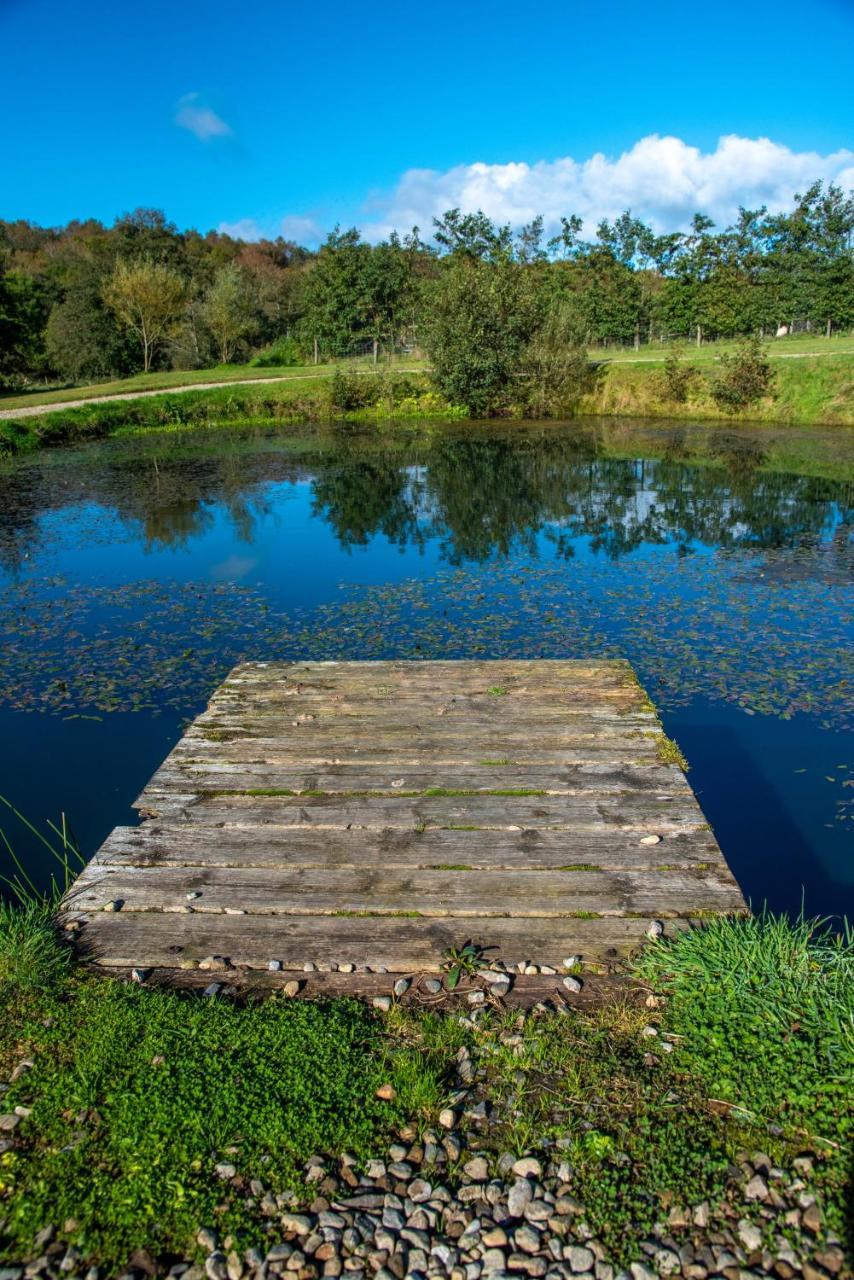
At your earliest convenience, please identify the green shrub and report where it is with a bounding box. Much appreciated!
[250,336,305,368]
[709,336,776,412]
[660,349,700,403]
[327,367,385,413]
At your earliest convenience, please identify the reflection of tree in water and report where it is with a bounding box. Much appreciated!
[312,433,849,564]
[310,461,428,553]
[0,424,850,575]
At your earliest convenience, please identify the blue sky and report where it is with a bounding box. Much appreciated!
[3,0,853,242]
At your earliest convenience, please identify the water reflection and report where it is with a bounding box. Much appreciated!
[1,421,850,572]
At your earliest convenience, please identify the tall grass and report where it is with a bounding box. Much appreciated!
[635,912,854,1146]
[0,793,84,905]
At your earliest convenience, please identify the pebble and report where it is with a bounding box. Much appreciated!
[568,1247,596,1273]
[280,1212,313,1236]
[424,978,443,994]
[507,1179,534,1217]
[372,996,392,1012]
[215,1162,236,1179]
[512,1157,542,1178]
[645,920,664,940]
[199,955,231,972]
[562,956,582,969]
[131,968,149,984]
[562,976,582,994]
[339,963,355,973]
[515,1225,542,1254]
[438,1108,456,1129]
[393,978,410,997]
[745,1175,769,1201]
[268,960,282,971]
[463,1156,489,1180]
[204,1253,228,1280]
[0,1114,21,1131]
[201,983,221,998]
[283,980,301,997]
[738,1220,763,1252]
[639,835,661,845]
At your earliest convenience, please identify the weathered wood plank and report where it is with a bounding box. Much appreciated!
[67,910,685,971]
[82,964,643,1010]
[138,791,705,833]
[163,737,664,767]
[95,824,725,871]
[224,658,637,683]
[69,862,748,918]
[142,762,690,798]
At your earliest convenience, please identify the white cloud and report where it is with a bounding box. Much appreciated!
[218,217,264,240]
[217,214,322,245]
[279,215,322,244]
[363,134,854,240]
[175,93,233,142]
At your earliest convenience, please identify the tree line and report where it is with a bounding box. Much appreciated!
[1,182,851,402]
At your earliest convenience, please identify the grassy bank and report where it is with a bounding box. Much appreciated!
[0,905,850,1271]
[0,343,852,458]
[584,355,854,426]
[2,334,851,416]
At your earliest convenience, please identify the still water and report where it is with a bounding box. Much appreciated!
[0,418,851,916]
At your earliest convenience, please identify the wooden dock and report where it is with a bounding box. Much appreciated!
[60,660,746,999]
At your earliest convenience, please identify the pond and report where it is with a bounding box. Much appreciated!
[0,417,851,918]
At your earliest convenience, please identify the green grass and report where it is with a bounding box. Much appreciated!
[0,905,850,1270]
[657,735,690,770]
[635,912,854,1150]
[0,355,427,412]
[0,372,451,458]
[587,354,853,425]
[598,331,854,365]
[2,350,852,461]
[0,919,447,1267]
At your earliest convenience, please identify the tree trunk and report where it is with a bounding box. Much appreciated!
[634,323,640,352]
[696,325,702,348]
[372,338,378,365]
[826,317,832,339]
[313,337,319,365]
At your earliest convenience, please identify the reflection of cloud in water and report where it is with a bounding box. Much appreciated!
[210,555,257,581]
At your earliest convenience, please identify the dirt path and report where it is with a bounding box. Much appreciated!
[0,368,424,421]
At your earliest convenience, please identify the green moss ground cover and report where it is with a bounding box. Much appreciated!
[0,904,850,1271]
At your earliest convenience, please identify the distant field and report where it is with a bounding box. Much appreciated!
[597,333,854,364]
